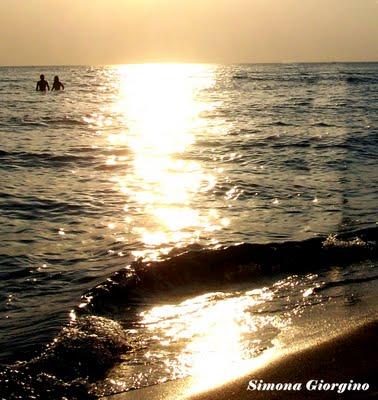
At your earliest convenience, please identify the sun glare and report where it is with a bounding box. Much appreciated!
[107,64,222,258]
[139,289,284,394]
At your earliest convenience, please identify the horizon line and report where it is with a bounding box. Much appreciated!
[1,60,378,68]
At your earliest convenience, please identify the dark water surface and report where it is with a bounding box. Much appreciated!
[0,63,377,398]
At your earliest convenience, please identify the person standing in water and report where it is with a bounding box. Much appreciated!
[51,76,64,91]
[36,74,50,91]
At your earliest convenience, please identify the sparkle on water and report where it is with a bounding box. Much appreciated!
[77,63,376,393]
[106,64,223,260]
[100,272,331,394]
[1,62,376,396]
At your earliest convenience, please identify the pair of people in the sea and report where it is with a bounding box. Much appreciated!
[36,75,64,91]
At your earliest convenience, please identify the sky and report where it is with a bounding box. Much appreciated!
[1,0,377,66]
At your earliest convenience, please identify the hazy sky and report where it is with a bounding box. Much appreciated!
[1,0,377,65]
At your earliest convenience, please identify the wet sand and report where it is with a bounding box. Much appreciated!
[107,319,377,400]
[190,320,377,400]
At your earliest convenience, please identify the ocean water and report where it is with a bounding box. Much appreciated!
[0,63,377,398]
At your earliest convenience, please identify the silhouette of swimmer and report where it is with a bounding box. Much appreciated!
[36,74,50,91]
[51,75,65,91]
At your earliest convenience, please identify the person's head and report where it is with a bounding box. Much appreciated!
[40,74,45,80]
[54,76,59,83]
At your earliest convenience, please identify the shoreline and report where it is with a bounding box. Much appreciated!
[106,319,377,400]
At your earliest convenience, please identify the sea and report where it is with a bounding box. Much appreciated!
[0,63,377,399]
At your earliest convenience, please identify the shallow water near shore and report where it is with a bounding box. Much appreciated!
[0,63,377,398]
[95,258,377,398]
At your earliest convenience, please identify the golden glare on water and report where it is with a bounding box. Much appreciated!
[139,289,285,394]
[107,64,223,258]
[98,66,292,390]
[113,64,208,154]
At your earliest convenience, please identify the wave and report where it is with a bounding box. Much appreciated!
[311,122,335,127]
[6,116,89,128]
[232,75,321,83]
[7,117,44,127]
[0,316,128,400]
[270,121,296,127]
[231,73,378,85]
[345,76,378,84]
[233,74,249,80]
[0,196,84,219]
[0,150,97,167]
[230,71,378,87]
[80,226,377,314]
[0,226,376,399]
[42,116,88,126]
[271,140,311,148]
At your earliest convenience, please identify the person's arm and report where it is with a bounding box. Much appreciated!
[47,82,50,91]
[61,83,64,90]
[51,84,55,91]
[36,82,39,91]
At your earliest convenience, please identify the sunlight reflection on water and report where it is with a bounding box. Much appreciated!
[140,289,282,388]
[106,64,225,260]
[102,285,295,395]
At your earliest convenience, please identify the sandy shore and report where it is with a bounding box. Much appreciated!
[107,319,377,400]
